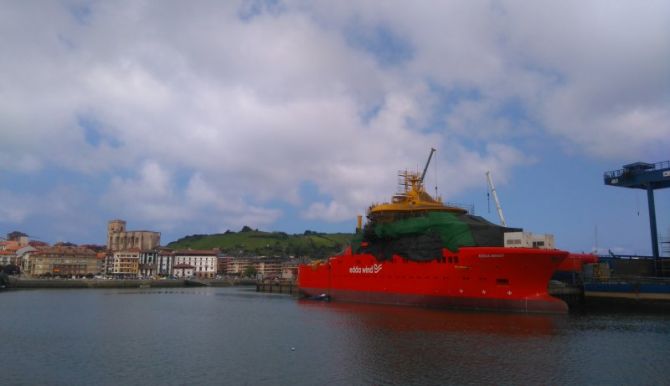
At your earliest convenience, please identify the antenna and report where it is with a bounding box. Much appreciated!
[485,171,507,227]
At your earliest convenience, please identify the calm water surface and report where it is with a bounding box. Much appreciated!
[1,287,669,385]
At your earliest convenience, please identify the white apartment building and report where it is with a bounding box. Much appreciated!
[173,250,217,278]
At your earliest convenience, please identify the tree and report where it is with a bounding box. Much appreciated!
[55,242,77,247]
[3,264,21,275]
[7,231,28,241]
[313,247,327,260]
[243,265,257,278]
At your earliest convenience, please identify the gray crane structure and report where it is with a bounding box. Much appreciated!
[604,161,670,258]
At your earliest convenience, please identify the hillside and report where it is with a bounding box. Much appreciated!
[167,228,354,259]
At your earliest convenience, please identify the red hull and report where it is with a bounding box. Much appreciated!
[299,247,569,313]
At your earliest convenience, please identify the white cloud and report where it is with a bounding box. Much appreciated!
[500,0,670,158]
[0,1,667,238]
[103,161,189,224]
[436,142,532,198]
[185,173,283,228]
[302,200,353,222]
[304,0,670,158]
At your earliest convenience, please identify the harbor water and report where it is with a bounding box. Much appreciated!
[1,287,669,385]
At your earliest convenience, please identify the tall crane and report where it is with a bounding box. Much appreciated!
[486,171,507,227]
[420,148,436,183]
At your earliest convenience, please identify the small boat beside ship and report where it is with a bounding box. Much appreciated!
[298,149,569,313]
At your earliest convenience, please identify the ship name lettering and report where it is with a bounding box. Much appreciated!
[349,264,383,274]
[478,254,504,258]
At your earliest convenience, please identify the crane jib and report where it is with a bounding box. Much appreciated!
[420,148,436,183]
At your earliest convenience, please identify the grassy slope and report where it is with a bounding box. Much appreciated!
[166,231,353,258]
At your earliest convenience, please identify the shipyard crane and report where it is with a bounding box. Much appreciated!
[604,160,670,258]
[486,171,507,227]
[420,148,436,183]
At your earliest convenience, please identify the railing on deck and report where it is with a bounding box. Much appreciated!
[603,160,670,179]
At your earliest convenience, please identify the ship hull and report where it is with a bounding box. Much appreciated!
[299,247,569,313]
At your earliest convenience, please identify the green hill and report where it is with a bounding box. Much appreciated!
[167,228,353,259]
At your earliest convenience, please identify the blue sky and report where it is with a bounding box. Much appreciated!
[1,1,669,255]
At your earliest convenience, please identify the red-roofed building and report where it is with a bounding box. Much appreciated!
[22,246,98,277]
[0,250,16,266]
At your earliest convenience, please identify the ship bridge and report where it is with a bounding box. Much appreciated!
[604,160,670,258]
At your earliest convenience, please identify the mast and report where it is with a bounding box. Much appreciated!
[420,148,436,183]
[486,171,507,227]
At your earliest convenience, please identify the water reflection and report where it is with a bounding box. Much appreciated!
[2,288,667,386]
[297,300,568,385]
[298,299,561,335]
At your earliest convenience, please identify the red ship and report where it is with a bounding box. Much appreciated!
[299,149,569,313]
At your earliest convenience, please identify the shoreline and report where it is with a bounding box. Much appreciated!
[3,277,258,290]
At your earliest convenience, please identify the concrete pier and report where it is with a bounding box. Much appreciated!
[256,281,298,295]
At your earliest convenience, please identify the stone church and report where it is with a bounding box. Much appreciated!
[107,219,161,251]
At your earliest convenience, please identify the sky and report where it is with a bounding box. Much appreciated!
[1,0,669,255]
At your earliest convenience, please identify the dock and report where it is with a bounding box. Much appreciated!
[256,280,298,295]
[548,281,584,308]
[551,256,670,311]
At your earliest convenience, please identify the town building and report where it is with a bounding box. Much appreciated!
[103,252,114,275]
[139,249,158,278]
[21,246,98,277]
[111,249,140,278]
[107,219,160,252]
[0,236,29,250]
[256,258,284,279]
[156,248,175,277]
[13,245,39,268]
[173,250,217,278]
[96,252,106,275]
[219,256,298,280]
[281,261,299,281]
[223,257,294,279]
[217,256,233,275]
[172,263,194,278]
[0,239,24,266]
[0,250,15,266]
[226,257,255,276]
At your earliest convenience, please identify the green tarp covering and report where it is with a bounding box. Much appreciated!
[355,211,521,261]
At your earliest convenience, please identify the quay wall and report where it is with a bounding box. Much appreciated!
[4,277,255,289]
[256,281,299,296]
[8,278,185,289]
